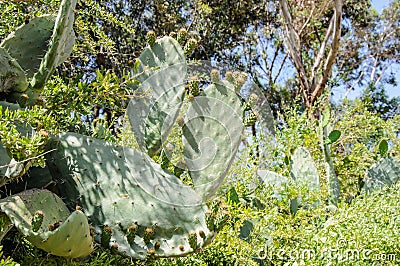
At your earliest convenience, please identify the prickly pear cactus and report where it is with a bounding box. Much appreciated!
[363,157,400,194]
[182,80,244,200]
[0,47,28,93]
[0,189,93,258]
[127,36,187,157]
[257,170,288,201]
[30,0,77,90]
[46,133,215,259]
[290,147,320,190]
[0,16,55,78]
[289,147,320,214]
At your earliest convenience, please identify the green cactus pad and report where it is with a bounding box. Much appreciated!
[0,189,93,258]
[0,47,28,93]
[182,81,244,200]
[290,147,320,190]
[127,36,187,157]
[46,133,214,259]
[1,16,55,78]
[363,157,400,194]
[30,0,76,90]
[257,170,288,201]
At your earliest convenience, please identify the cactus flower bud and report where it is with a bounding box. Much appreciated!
[146,30,156,47]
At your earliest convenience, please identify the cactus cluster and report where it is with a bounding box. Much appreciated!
[0,2,247,260]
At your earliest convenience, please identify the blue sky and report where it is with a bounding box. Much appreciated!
[372,0,391,12]
[341,0,400,100]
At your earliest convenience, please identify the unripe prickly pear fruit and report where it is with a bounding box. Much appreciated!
[126,225,138,245]
[188,231,197,250]
[177,28,187,44]
[146,30,156,47]
[205,209,215,231]
[176,116,184,127]
[143,227,154,244]
[244,93,259,111]
[215,210,229,231]
[232,71,248,92]
[184,38,197,55]
[225,71,234,84]
[244,111,258,127]
[169,31,177,39]
[210,69,219,83]
[101,226,113,248]
[31,210,44,232]
[188,76,200,96]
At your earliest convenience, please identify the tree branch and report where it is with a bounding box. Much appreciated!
[312,0,343,102]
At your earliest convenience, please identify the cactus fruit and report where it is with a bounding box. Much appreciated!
[363,157,400,194]
[146,30,156,47]
[244,93,259,111]
[210,69,220,83]
[225,71,234,83]
[177,28,187,44]
[183,38,198,55]
[128,36,187,157]
[188,231,198,250]
[143,227,154,244]
[188,76,200,96]
[101,226,113,248]
[0,47,28,93]
[244,111,258,127]
[46,133,214,259]
[126,225,138,245]
[0,189,93,258]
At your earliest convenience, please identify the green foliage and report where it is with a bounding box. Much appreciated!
[333,99,400,200]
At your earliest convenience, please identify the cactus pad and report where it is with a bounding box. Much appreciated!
[1,16,55,78]
[363,157,400,194]
[0,189,93,258]
[127,36,187,157]
[290,147,320,190]
[30,0,76,90]
[0,47,28,93]
[182,81,244,200]
[46,133,214,259]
